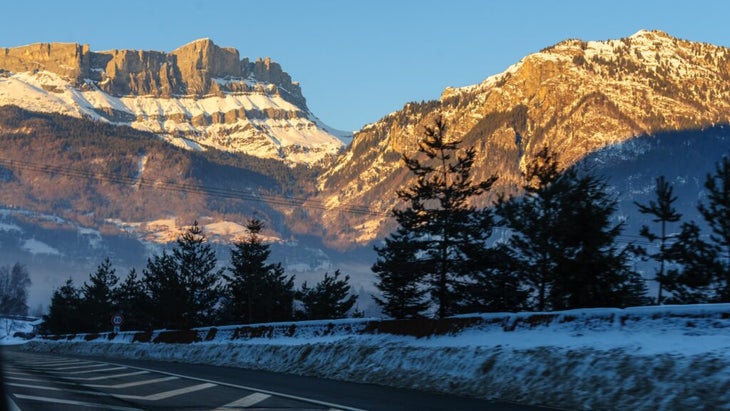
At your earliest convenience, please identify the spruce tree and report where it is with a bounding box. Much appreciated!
[225,219,295,324]
[372,226,429,319]
[665,157,730,303]
[373,117,498,318]
[143,251,185,329]
[81,257,119,332]
[498,146,646,310]
[173,220,223,328]
[664,222,718,303]
[634,175,682,303]
[496,146,563,311]
[115,268,150,331]
[298,270,357,320]
[41,278,82,334]
[697,157,730,301]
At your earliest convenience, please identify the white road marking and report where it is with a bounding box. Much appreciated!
[61,366,127,375]
[214,392,271,409]
[6,396,21,411]
[116,382,216,401]
[51,363,111,370]
[8,381,216,401]
[85,376,179,389]
[13,394,143,411]
[27,360,90,367]
[6,374,178,389]
[68,370,150,381]
[103,360,367,411]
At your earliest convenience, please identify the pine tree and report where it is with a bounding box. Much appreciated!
[664,222,718,303]
[373,117,498,318]
[143,251,185,329]
[496,146,563,311]
[372,226,429,319]
[173,221,223,328]
[225,219,295,324]
[663,157,730,303]
[634,175,682,303]
[41,278,82,334]
[697,157,730,301]
[81,257,119,332]
[115,268,150,331]
[498,146,647,310]
[298,270,357,320]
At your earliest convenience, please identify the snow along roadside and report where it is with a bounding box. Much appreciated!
[19,305,730,411]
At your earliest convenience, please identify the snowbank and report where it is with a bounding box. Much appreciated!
[19,305,730,410]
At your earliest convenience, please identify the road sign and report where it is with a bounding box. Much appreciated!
[111,314,124,327]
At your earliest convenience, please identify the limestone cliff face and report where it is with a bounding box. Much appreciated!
[0,39,306,108]
[0,39,346,164]
[0,43,91,80]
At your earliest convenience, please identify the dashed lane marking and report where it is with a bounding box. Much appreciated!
[213,392,271,409]
[102,360,367,411]
[68,370,150,381]
[7,381,217,401]
[58,366,127,375]
[6,374,179,389]
[85,376,180,389]
[50,363,113,371]
[13,394,143,411]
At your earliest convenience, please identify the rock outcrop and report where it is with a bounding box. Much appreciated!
[0,39,347,165]
[0,39,306,108]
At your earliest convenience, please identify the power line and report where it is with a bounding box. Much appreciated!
[0,157,387,217]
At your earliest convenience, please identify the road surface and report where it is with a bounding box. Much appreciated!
[1,347,557,410]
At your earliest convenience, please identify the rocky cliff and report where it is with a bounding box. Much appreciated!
[310,30,730,247]
[0,39,344,164]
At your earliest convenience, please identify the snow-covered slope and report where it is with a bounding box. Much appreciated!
[21,304,730,410]
[0,40,349,165]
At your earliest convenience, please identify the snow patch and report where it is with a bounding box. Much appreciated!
[21,239,61,255]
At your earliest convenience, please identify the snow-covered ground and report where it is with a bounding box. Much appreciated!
[13,305,730,410]
[0,317,41,345]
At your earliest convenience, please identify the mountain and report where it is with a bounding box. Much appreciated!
[0,39,350,164]
[311,30,730,247]
[3,30,730,308]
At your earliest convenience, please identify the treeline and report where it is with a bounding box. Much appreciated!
[41,220,359,334]
[373,117,730,319]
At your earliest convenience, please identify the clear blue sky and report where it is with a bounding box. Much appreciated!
[2,0,729,131]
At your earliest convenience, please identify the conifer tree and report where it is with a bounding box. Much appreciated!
[373,117,498,318]
[81,257,119,332]
[143,250,185,329]
[41,278,82,334]
[298,270,357,320]
[173,220,223,328]
[664,221,718,303]
[697,157,730,301]
[225,219,295,324]
[372,226,429,319]
[634,175,682,303]
[115,268,150,331]
[498,146,646,310]
[666,157,730,302]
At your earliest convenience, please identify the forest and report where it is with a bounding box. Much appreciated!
[39,117,730,333]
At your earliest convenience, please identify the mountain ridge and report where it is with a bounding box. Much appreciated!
[308,29,730,247]
[0,39,348,164]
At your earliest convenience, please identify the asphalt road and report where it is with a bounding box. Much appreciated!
[1,347,558,411]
